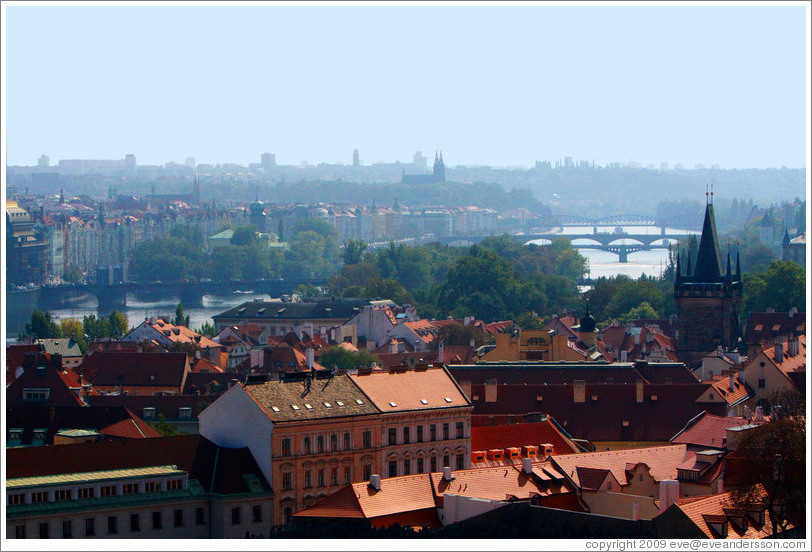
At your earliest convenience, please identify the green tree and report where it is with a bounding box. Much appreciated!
[148,414,178,436]
[23,309,62,339]
[283,230,339,279]
[83,314,112,343]
[616,301,659,326]
[431,323,491,349]
[108,310,129,339]
[173,302,190,327]
[170,224,203,247]
[361,277,413,305]
[130,237,204,282]
[295,284,326,299]
[59,318,88,353]
[292,217,337,239]
[319,347,379,372]
[230,225,259,247]
[741,260,805,315]
[515,312,545,330]
[196,321,217,338]
[342,239,368,265]
[62,265,84,283]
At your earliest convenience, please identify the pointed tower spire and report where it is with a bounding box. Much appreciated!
[675,250,682,281]
[735,244,741,280]
[726,250,732,281]
[439,150,443,163]
[782,228,791,246]
[687,252,692,277]
[692,202,724,281]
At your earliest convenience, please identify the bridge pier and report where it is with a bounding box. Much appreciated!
[617,248,629,263]
[95,286,127,314]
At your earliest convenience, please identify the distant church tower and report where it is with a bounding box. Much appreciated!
[674,190,742,364]
[433,151,446,182]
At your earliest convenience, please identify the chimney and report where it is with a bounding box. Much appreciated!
[306,348,315,370]
[774,340,784,363]
[620,350,628,362]
[464,316,471,326]
[573,380,586,403]
[442,466,454,481]
[295,324,302,340]
[789,307,798,318]
[389,339,398,355]
[438,340,445,363]
[368,474,381,491]
[484,379,497,403]
[636,380,645,403]
[522,458,533,475]
[658,480,680,513]
[728,370,735,392]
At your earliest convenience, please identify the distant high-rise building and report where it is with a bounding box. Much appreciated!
[401,150,446,184]
[261,152,276,171]
[353,149,360,167]
[125,154,136,168]
[412,151,427,172]
[37,154,49,168]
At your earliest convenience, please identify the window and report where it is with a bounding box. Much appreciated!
[54,489,71,501]
[304,436,311,454]
[15,525,25,539]
[330,433,338,452]
[389,460,398,477]
[363,431,372,448]
[166,479,182,490]
[178,407,192,419]
[443,423,450,440]
[23,388,50,401]
[344,466,352,484]
[430,456,437,472]
[78,487,95,499]
[62,520,72,538]
[252,505,262,522]
[30,491,47,503]
[304,469,312,488]
[282,472,292,491]
[430,424,437,441]
[456,422,464,439]
[331,467,339,486]
[456,453,465,470]
[363,463,373,481]
[231,507,241,526]
[417,457,424,474]
[144,481,160,493]
[758,378,766,389]
[152,511,162,530]
[403,458,411,475]
[142,407,156,420]
[173,509,184,528]
[8,493,25,505]
[130,514,140,533]
[122,483,138,495]
[283,506,293,525]
[85,518,95,537]
[39,522,49,539]
[443,454,450,468]
[343,432,351,450]
[417,425,423,442]
[100,485,117,497]
[317,469,326,487]
[317,435,325,453]
[281,437,292,456]
[388,427,397,445]
[195,507,205,526]
[403,427,410,444]
[107,516,118,535]
[639,473,644,481]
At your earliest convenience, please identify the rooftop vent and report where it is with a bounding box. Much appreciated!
[271,406,280,412]
[442,467,454,481]
[420,399,428,405]
[369,474,381,491]
[389,402,397,407]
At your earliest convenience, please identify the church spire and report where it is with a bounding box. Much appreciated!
[736,246,741,280]
[692,200,724,281]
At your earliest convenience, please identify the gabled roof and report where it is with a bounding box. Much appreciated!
[670,412,764,449]
[709,374,752,406]
[213,298,395,321]
[35,338,84,358]
[552,445,691,489]
[6,353,87,407]
[761,335,806,378]
[6,343,45,384]
[692,203,724,282]
[79,351,189,388]
[349,365,470,413]
[99,415,161,439]
[6,406,157,446]
[575,466,612,490]
[191,357,224,373]
[670,488,779,539]
[744,312,805,345]
[242,374,380,422]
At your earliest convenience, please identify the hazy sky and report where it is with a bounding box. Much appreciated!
[3,2,809,169]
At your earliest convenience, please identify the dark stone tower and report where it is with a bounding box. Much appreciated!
[674,195,742,364]
[433,151,446,182]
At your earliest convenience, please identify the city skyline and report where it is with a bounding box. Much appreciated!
[2,2,809,170]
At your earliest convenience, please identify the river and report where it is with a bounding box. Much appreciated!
[7,225,698,338]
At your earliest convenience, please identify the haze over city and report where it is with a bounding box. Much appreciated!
[3,2,809,170]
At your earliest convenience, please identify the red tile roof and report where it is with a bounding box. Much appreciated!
[670,411,763,449]
[471,421,579,455]
[350,365,470,412]
[709,374,752,406]
[79,351,189,389]
[575,466,612,490]
[673,488,780,539]
[762,335,806,378]
[99,415,161,439]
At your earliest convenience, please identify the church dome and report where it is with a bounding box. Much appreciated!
[580,306,597,333]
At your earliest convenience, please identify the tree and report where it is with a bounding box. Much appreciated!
[361,277,413,305]
[295,284,326,299]
[342,239,368,265]
[431,323,490,349]
[616,301,659,326]
[727,417,806,537]
[59,318,88,353]
[83,314,112,343]
[742,260,805,315]
[148,414,178,436]
[62,265,84,283]
[196,321,217,338]
[230,225,259,247]
[515,312,545,330]
[173,302,190,327]
[319,347,379,372]
[23,309,61,339]
[292,217,337,239]
[108,310,129,339]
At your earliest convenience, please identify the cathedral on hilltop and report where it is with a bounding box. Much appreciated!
[674,194,743,364]
[401,151,446,184]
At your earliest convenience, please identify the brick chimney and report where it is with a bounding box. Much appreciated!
[774,340,784,363]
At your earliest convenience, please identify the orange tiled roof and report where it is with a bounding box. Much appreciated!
[670,412,763,449]
[552,444,691,489]
[191,357,224,373]
[99,417,161,439]
[674,488,780,539]
[762,335,806,377]
[709,375,752,406]
[404,320,439,344]
[150,320,220,350]
[431,464,558,502]
[471,421,579,455]
[349,366,470,412]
